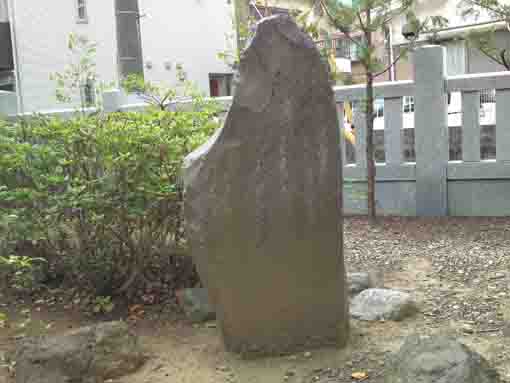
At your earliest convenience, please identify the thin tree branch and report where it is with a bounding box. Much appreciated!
[478,44,507,68]
[464,0,509,18]
[374,4,413,29]
[501,48,510,69]
[374,45,411,78]
[357,11,367,34]
[374,40,415,78]
[320,0,363,48]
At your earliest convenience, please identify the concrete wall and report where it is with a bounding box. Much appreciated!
[138,0,233,95]
[344,181,417,216]
[345,179,510,217]
[12,0,118,113]
[448,180,510,216]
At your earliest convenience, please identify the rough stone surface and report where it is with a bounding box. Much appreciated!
[176,288,216,323]
[350,288,417,321]
[384,335,501,383]
[13,321,145,383]
[183,15,348,355]
[347,271,383,296]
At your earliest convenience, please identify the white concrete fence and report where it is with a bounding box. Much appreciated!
[1,45,510,216]
[337,45,510,216]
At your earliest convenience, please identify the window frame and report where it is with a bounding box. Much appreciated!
[76,0,88,24]
[403,96,415,114]
[374,99,384,118]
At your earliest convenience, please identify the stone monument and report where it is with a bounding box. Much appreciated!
[183,14,348,356]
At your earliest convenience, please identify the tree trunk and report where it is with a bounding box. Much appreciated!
[365,9,376,222]
[366,72,376,222]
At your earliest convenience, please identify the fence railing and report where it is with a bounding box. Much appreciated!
[335,45,510,217]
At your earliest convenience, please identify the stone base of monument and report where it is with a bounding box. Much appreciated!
[183,15,349,357]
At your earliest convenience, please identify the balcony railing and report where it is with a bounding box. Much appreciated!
[316,37,354,60]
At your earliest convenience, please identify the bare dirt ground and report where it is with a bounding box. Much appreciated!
[2,216,510,383]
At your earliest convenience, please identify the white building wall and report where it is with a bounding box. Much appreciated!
[138,0,233,95]
[391,0,495,47]
[0,0,8,22]
[12,0,118,113]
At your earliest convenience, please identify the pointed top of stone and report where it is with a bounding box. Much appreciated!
[248,14,317,51]
[234,14,329,112]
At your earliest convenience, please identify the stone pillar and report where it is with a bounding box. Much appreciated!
[414,45,448,216]
[462,91,481,162]
[496,89,510,162]
[384,97,403,166]
[183,15,349,356]
[102,89,122,113]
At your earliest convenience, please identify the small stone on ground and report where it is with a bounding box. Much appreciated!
[347,272,384,296]
[350,288,417,321]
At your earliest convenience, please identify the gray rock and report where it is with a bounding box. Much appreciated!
[384,335,501,383]
[177,288,216,323]
[13,321,145,383]
[350,288,417,321]
[183,15,348,356]
[347,271,383,296]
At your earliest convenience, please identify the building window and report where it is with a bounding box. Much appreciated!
[335,38,351,59]
[76,0,88,23]
[375,99,384,118]
[209,73,233,97]
[480,89,496,104]
[403,96,414,113]
[350,37,364,61]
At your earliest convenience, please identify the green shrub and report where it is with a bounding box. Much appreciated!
[0,101,220,298]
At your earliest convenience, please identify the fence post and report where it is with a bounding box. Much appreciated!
[414,45,449,216]
[384,97,403,166]
[102,89,122,113]
[462,91,481,162]
[496,89,510,162]
[337,102,347,167]
[354,105,367,169]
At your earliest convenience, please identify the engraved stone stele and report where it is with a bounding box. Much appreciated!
[183,14,348,356]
